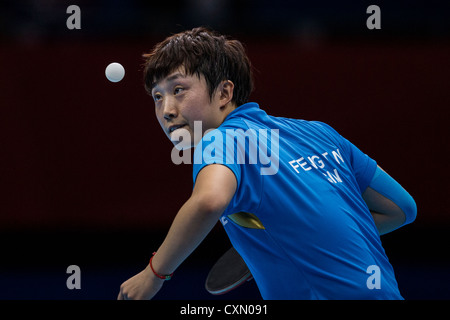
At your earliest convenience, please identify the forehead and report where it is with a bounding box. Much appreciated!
[151,69,184,88]
[151,67,205,92]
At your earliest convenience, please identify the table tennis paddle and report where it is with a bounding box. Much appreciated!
[205,247,253,295]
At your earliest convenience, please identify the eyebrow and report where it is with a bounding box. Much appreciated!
[151,72,186,90]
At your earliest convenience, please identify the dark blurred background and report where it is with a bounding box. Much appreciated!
[0,0,449,299]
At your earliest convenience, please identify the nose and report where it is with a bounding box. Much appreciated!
[162,97,178,121]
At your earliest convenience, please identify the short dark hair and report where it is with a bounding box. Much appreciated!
[142,27,254,106]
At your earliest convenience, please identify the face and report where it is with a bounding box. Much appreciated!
[151,67,234,150]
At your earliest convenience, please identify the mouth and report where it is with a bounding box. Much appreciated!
[168,124,187,134]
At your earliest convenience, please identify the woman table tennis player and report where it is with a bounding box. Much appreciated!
[117,27,416,300]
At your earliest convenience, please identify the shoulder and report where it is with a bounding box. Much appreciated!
[308,121,340,134]
[305,121,345,143]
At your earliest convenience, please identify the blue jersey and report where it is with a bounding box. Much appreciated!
[193,103,402,299]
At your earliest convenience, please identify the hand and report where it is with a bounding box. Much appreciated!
[117,265,165,300]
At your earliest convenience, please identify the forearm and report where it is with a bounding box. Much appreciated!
[151,195,225,276]
[118,164,236,300]
[363,166,417,235]
[370,210,405,235]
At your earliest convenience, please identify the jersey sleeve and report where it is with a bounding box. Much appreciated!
[313,122,377,193]
[192,128,242,186]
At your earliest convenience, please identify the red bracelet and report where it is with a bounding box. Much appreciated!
[149,252,173,280]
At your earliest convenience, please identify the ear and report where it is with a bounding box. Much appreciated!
[218,80,234,108]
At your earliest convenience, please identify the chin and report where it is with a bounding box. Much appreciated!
[173,141,194,151]
[169,127,194,150]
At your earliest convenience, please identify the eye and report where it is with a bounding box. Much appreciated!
[153,93,162,102]
[174,87,184,95]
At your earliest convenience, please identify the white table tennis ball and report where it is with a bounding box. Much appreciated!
[105,62,125,82]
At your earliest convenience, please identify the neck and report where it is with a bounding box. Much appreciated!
[221,102,238,121]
